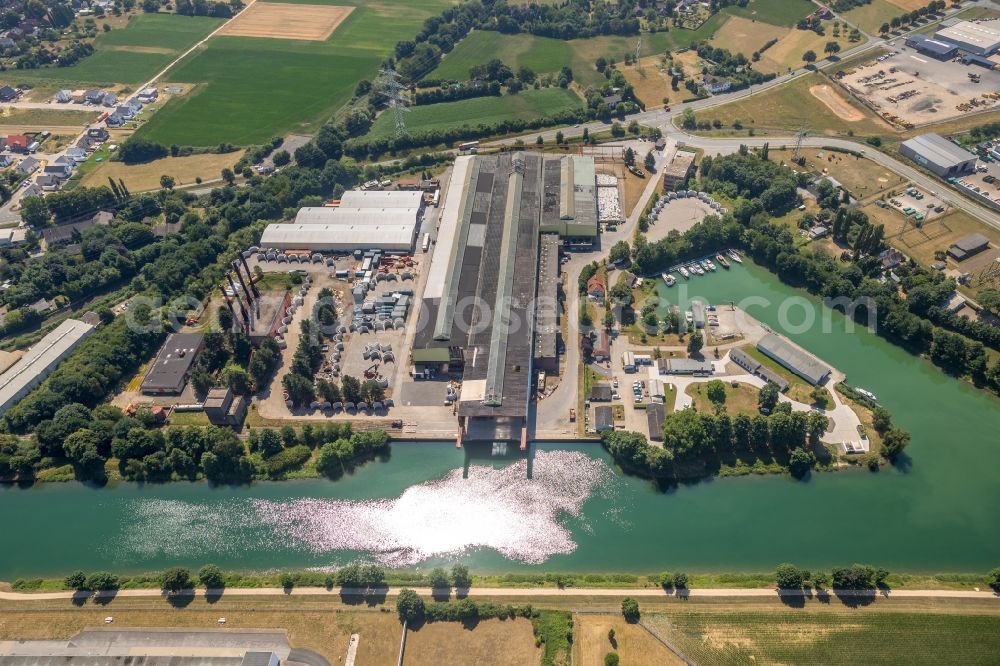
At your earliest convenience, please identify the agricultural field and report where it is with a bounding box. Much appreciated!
[709,16,789,57]
[430,15,727,88]
[754,21,854,75]
[78,150,246,192]
[693,72,891,137]
[643,609,1000,665]
[723,0,816,27]
[137,0,456,145]
[843,0,904,34]
[0,14,224,87]
[366,87,582,139]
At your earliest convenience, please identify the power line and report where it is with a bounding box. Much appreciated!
[377,66,409,139]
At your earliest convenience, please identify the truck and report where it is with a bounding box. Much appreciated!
[569,408,576,422]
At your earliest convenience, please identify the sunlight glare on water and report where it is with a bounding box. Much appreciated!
[116,450,613,566]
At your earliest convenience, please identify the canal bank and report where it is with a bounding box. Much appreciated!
[1,262,997,578]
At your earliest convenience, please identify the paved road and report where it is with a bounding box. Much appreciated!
[0,586,996,601]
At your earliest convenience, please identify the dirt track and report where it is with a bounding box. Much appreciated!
[810,84,865,122]
[217,2,353,41]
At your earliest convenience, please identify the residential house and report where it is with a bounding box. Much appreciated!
[137,87,158,103]
[55,89,72,103]
[87,127,110,141]
[65,146,87,163]
[29,297,55,315]
[703,75,732,94]
[102,92,118,107]
[879,247,905,270]
[587,273,606,300]
[15,156,39,175]
[7,134,30,154]
[593,330,611,362]
[84,89,104,105]
[105,113,125,128]
[21,182,43,199]
[602,93,623,107]
[43,160,72,178]
[115,105,136,120]
[123,98,142,114]
[36,174,63,191]
[0,85,17,102]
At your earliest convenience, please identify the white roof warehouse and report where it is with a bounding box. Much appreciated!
[0,318,96,417]
[259,190,424,252]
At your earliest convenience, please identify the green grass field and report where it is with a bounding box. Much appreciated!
[137,0,456,145]
[644,610,1000,665]
[430,16,726,87]
[843,0,902,34]
[0,14,223,87]
[723,0,815,27]
[367,87,581,138]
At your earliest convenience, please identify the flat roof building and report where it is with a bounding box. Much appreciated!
[540,155,599,246]
[662,149,696,190]
[204,386,247,427]
[659,357,713,375]
[259,190,424,252]
[757,333,831,386]
[0,319,96,418]
[534,233,561,372]
[729,348,790,392]
[140,332,204,395]
[905,33,959,59]
[948,232,991,261]
[900,134,978,178]
[935,19,1000,56]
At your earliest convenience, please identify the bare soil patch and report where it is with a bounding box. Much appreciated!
[218,3,354,41]
[810,84,865,122]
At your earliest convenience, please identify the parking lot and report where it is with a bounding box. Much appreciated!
[839,45,1000,126]
[878,185,948,223]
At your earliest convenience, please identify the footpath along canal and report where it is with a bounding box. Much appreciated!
[1,262,997,578]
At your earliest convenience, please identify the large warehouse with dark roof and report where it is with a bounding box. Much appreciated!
[900,134,977,178]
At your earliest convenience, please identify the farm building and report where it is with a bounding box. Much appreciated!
[756,333,831,386]
[899,134,977,178]
[947,233,991,261]
[935,20,1000,56]
[140,332,204,395]
[0,319,96,417]
[259,190,424,252]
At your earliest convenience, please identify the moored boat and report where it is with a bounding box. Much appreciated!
[728,249,743,263]
[706,259,717,271]
[663,273,676,287]
[692,264,705,275]
[678,266,690,278]
[716,254,730,268]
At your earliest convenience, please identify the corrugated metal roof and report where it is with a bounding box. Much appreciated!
[936,20,1000,50]
[293,206,419,227]
[757,333,831,385]
[340,189,424,208]
[901,133,976,169]
[260,223,417,249]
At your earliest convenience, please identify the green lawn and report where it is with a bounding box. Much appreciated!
[430,16,727,87]
[644,610,1000,666]
[0,14,223,86]
[366,87,582,139]
[137,0,456,145]
[723,0,815,28]
[843,0,902,34]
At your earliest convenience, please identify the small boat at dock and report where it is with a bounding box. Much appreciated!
[678,266,690,278]
[705,259,717,271]
[691,264,704,275]
[857,388,877,401]
[728,249,743,263]
[663,273,676,287]
[716,254,730,268]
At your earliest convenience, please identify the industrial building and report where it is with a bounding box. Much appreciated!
[0,318,96,418]
[934,20,1000,56]
[948,232,991,261]
[414,152,599,444]
[656,357,713,376]
[534,233,561,372]
[661,149,696,190]
[259,189,424,252]
[140,332,204,395]
[729,348,790,392]
[204,386,247,427]
[594,405,614,432]
[905,33,959,60]
[899,134,977,179]
[756,333,831,386]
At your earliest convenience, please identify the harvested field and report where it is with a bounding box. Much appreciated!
[756,22,850,75]
[217,2,354,41]
[710,15,788,56]
[405,618,542,666]
[886,0,933,10]
[810,84,865,122]
[79,149,246,191]
[621,56,678,108]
